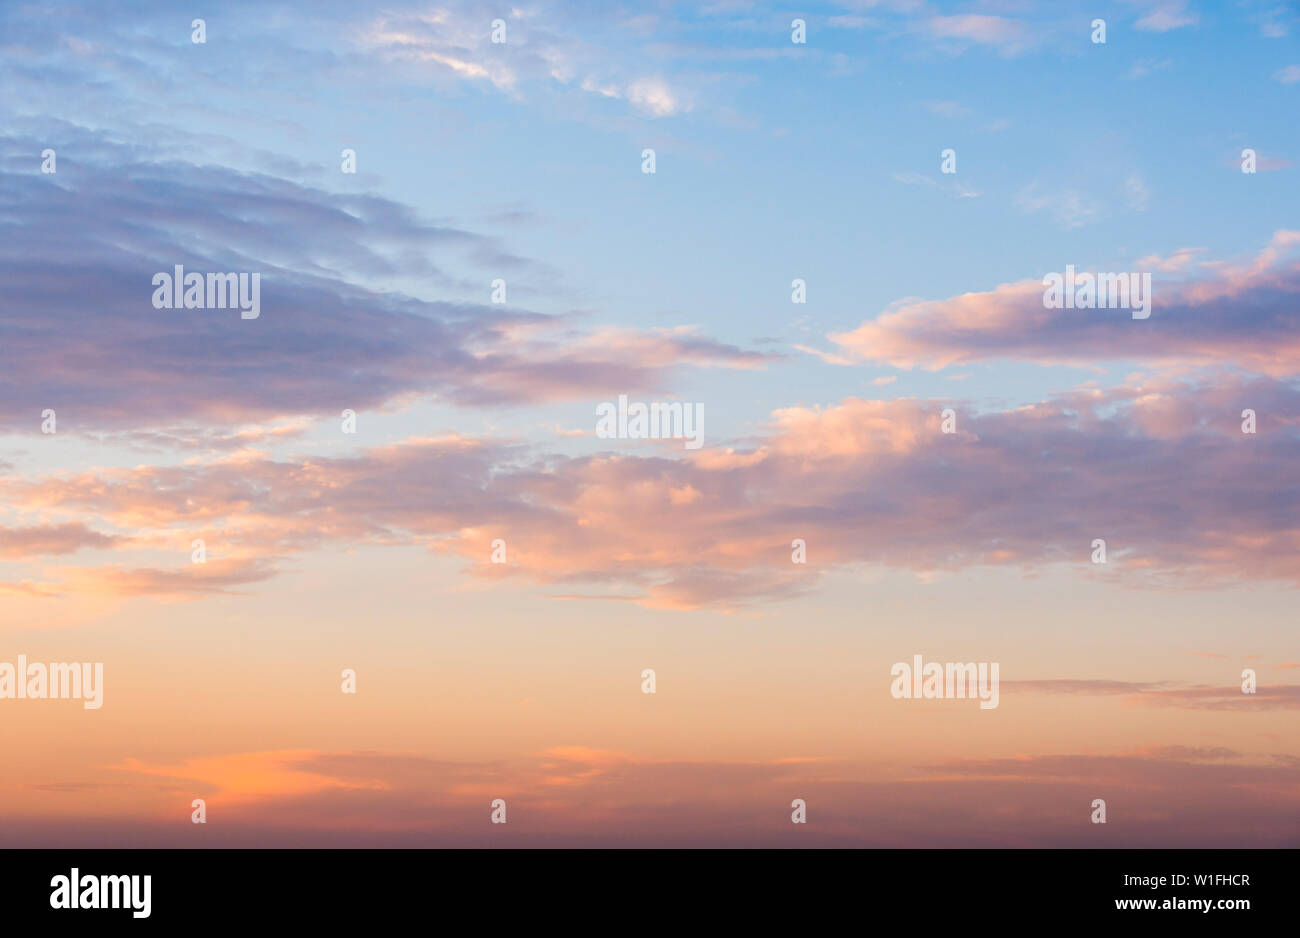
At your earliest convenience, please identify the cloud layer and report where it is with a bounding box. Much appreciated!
[6,375,1298,607]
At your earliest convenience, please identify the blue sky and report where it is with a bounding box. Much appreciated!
[7,0,1298,462]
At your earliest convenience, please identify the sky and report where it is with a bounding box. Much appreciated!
[0,0,1297,847]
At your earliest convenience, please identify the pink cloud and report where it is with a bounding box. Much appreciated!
[5,376,1299,607]
[829,232,1300,376]
[924,14,1030,51]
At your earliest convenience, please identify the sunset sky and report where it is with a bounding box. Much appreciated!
[1,0,1297,847]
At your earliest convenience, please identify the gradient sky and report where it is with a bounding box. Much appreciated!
[1,0,1297,847]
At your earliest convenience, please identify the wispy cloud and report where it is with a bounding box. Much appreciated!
[0,131,771,431]
[1132,1,1200,32]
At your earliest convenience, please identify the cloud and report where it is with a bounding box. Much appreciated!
[626,77,688,117]
[893,171,980,199]
[828,15,880,30]
[1007,679,1300,711]
[1001,679,1166,696]
[1135,247,1206,272]
[1133,2,1199,32]
[16,743,1296,846]
[53,558,279,599]
[829,231,1300,376]
[923,15,1031,53]
[0,523,122,558]
[6,375,1300,607]
[0,131,771,431]
[921,100,971,118]
[113,749,388,804]
[1125,58,1172,80]
[357,5,693,119]
[1014,183,1102,229]
[1125,174,1150,212]
[1275,65,1300,84]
